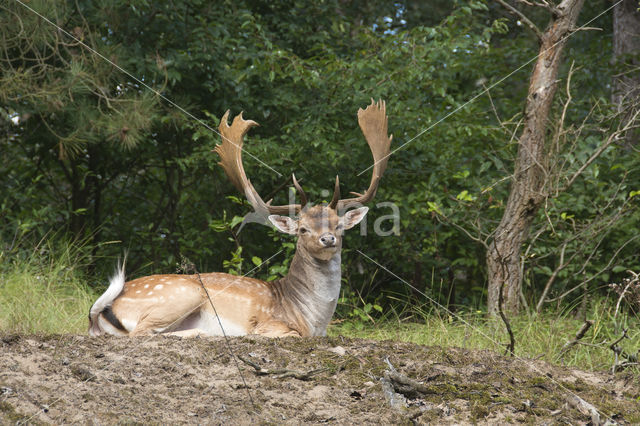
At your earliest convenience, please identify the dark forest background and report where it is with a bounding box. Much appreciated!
[2,0,639,317]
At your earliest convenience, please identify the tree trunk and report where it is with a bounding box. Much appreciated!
[612,0,640,146]
[486,0,585,314]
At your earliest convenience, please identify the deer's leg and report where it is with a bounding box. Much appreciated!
[253,320,302,337]
[128,292,206,336]
[165,329,209,338]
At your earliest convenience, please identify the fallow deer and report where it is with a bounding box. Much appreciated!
[88,99,392,337]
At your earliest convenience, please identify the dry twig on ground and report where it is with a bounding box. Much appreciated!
[238,355,328,381]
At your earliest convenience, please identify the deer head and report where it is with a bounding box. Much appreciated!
[215,99,393,260]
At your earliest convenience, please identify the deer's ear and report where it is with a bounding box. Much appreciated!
[268,215,298,235]
[342,207,369,230]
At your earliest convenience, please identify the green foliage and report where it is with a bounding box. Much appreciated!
[1,0,639,317]
[337,269,385,327]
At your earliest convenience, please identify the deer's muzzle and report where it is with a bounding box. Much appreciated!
[319,233,336,247]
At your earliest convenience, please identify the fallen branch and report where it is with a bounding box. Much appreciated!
[566,394,601,425]
[617,362,639,369]
[380,375,408,410]
[381,358,411,410]
[238,355,328,381]
[558,320,593,358]
[385,369,437,397]
[609,328,635,374]
[383,358,453,399]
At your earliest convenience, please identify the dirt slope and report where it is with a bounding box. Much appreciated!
[1,334,638,424]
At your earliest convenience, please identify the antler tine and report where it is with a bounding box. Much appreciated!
[334,99,392,210]
[215,111,302,215]
[328,175,340,209]
[291,174,308,208]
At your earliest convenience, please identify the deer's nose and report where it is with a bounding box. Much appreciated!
[319,233,336,247]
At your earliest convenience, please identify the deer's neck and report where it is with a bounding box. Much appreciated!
[273,248,342,336]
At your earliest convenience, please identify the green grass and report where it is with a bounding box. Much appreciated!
[0,240,100,334]
[330,301,640,373]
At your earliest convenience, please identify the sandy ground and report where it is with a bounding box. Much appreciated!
[1,333,639,424]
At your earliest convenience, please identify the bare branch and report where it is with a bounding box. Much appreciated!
[516,0,559,14]
[609,270,640,324]
[547,233,640,303]
[610,328,629,374]
[483,83,504,125]
[495,0,543,40]
[564,108,640,189]
[571,26,602,32]
[558,319,593,357]
[435,211,490,249]
[535,241,568,313]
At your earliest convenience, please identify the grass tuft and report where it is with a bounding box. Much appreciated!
[0,239,100,334]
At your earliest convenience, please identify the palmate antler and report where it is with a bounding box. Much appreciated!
[215,100,391,215]
[330,99,392,210]
[215,111,305,215]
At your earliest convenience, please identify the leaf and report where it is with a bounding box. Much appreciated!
[427,201,442,215]
[456,190,475,201]
[453,170,470,179]
[229,215,245,229]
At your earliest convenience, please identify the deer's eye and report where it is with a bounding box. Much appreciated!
[299,227,309,234]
